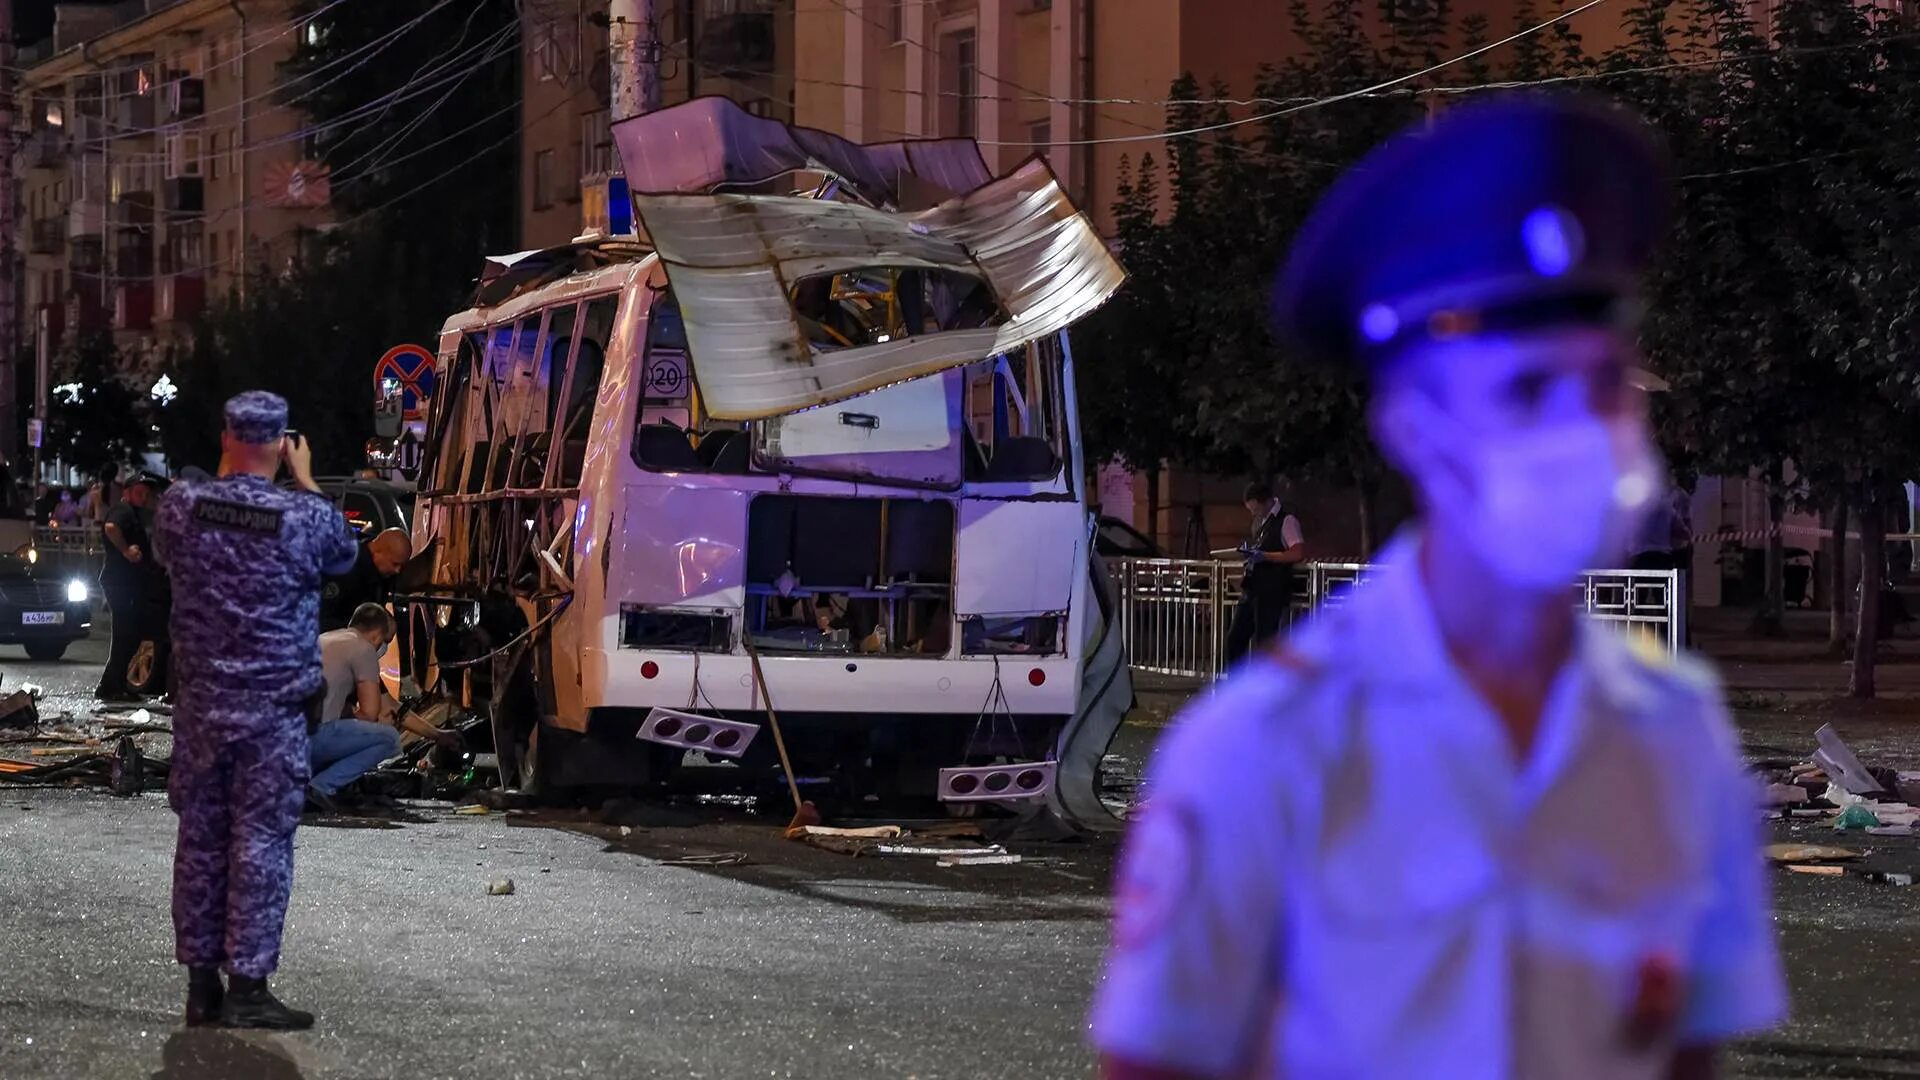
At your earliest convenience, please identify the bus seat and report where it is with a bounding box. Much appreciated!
[698,430,752,474]
[636,423,700,471]
[983,437,1058,481]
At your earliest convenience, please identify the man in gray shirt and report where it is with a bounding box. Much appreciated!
[308,603,455,811]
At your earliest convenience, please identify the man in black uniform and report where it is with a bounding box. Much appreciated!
[96,472,164,702]
[1223,480,1306,663]
[318,528,411,632]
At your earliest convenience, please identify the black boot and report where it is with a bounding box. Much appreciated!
[184,967,223,1027]
[220,974,314,1031]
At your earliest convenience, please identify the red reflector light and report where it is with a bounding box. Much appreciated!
[1027,668,1046,687]
[641,661,660,679]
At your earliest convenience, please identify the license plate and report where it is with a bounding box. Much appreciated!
[21,611,63,626]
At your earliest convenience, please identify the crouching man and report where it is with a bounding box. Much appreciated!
[307,603,457,811]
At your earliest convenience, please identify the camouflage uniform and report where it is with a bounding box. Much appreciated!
[153,392,358,980]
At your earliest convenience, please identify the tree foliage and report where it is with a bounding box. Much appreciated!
[1078,0,1920,690]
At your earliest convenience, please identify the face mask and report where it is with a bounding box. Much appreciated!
[1400,395,1665,591]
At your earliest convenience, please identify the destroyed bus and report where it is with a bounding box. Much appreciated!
[395,100,1132,828]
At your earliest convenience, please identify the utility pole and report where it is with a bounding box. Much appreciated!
[0,0,17,484]
[609,0,661,122]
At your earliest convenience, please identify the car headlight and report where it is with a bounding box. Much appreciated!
[66,579,90,603]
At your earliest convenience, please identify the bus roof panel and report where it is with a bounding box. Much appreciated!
[612,95,992,207]
[635,158,1125,420]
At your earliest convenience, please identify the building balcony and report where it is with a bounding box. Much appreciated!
[23,129,66,169]
[163,177,203,214]
[156,274,205,324]
[70,199,107,240]
[114,282,154,332]
[164,78,204,123]
[697,2,777,75]
[112,95,156,137]
[29,218,67,256]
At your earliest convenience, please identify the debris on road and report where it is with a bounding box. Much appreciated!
[487,878,515,895]
[0,690,39,729]
[1765,844,1862,864]
[1787,864,1846,876]
[1812,723,1885,795]
[659,852,749,867]
[937,853,1023,868]
[1834,805,1882,831]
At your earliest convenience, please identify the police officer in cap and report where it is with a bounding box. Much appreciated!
[1091,96,1785,1079]
[153,391,358,1029]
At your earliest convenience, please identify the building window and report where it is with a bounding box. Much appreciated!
[209,131,223,179]
[887,0,905,42]
[1030,119,1051,152]
[944,29,978,138]
[533,149,557,210]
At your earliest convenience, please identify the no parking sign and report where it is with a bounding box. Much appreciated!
[374,344,437,421]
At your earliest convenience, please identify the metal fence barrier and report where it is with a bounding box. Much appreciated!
[1110,557,1686,681]
[26,525,108,582]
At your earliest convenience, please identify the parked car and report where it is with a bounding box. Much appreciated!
[292,476,415,540]
[0,546,94,661]
[1094,516,1161,559]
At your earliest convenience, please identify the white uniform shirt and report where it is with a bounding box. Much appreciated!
[1091,534,1786,1079]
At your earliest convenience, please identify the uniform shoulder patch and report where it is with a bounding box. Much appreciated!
[192,497,286,536]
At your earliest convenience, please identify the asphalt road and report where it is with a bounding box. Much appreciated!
[6,628,1920,1079]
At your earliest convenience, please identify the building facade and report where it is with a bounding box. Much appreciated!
[516,0,794,250]
[15,0,331,362]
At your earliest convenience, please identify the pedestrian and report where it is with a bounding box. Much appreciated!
[1223,480,1306,662]
[51,487,81,527]
[1091,97,1785,1079]
[96,473,164,703]
[32,481,54,523]
[152,391,358,1030]
[307,603,459,812]
[83,480,108,526]
[318,527,412,633]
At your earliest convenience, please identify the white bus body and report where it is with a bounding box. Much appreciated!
[401,100,1131,826]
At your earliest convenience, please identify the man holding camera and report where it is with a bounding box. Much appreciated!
[152,391,359,1031]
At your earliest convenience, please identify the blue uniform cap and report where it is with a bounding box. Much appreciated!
[224,391,289,445]
[1273,94,1671,369]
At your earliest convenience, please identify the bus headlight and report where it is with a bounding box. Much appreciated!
[67,579,90,603]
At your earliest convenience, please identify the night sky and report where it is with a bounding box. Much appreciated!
[14,1,61,46]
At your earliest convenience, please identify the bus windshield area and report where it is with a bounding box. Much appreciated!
[632,286,1067,488]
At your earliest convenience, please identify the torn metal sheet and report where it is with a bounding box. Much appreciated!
[1813,723,1884,795]
[611,95,992,206]
[633,159,1126,420]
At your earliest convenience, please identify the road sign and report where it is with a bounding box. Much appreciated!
[644,350,689,401]
[374,344,437,421]
[25,419,41,449]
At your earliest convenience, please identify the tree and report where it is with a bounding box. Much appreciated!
[42,334,151,482]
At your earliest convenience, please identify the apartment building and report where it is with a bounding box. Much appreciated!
[517,0,794,249]
[15,0,330,360]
